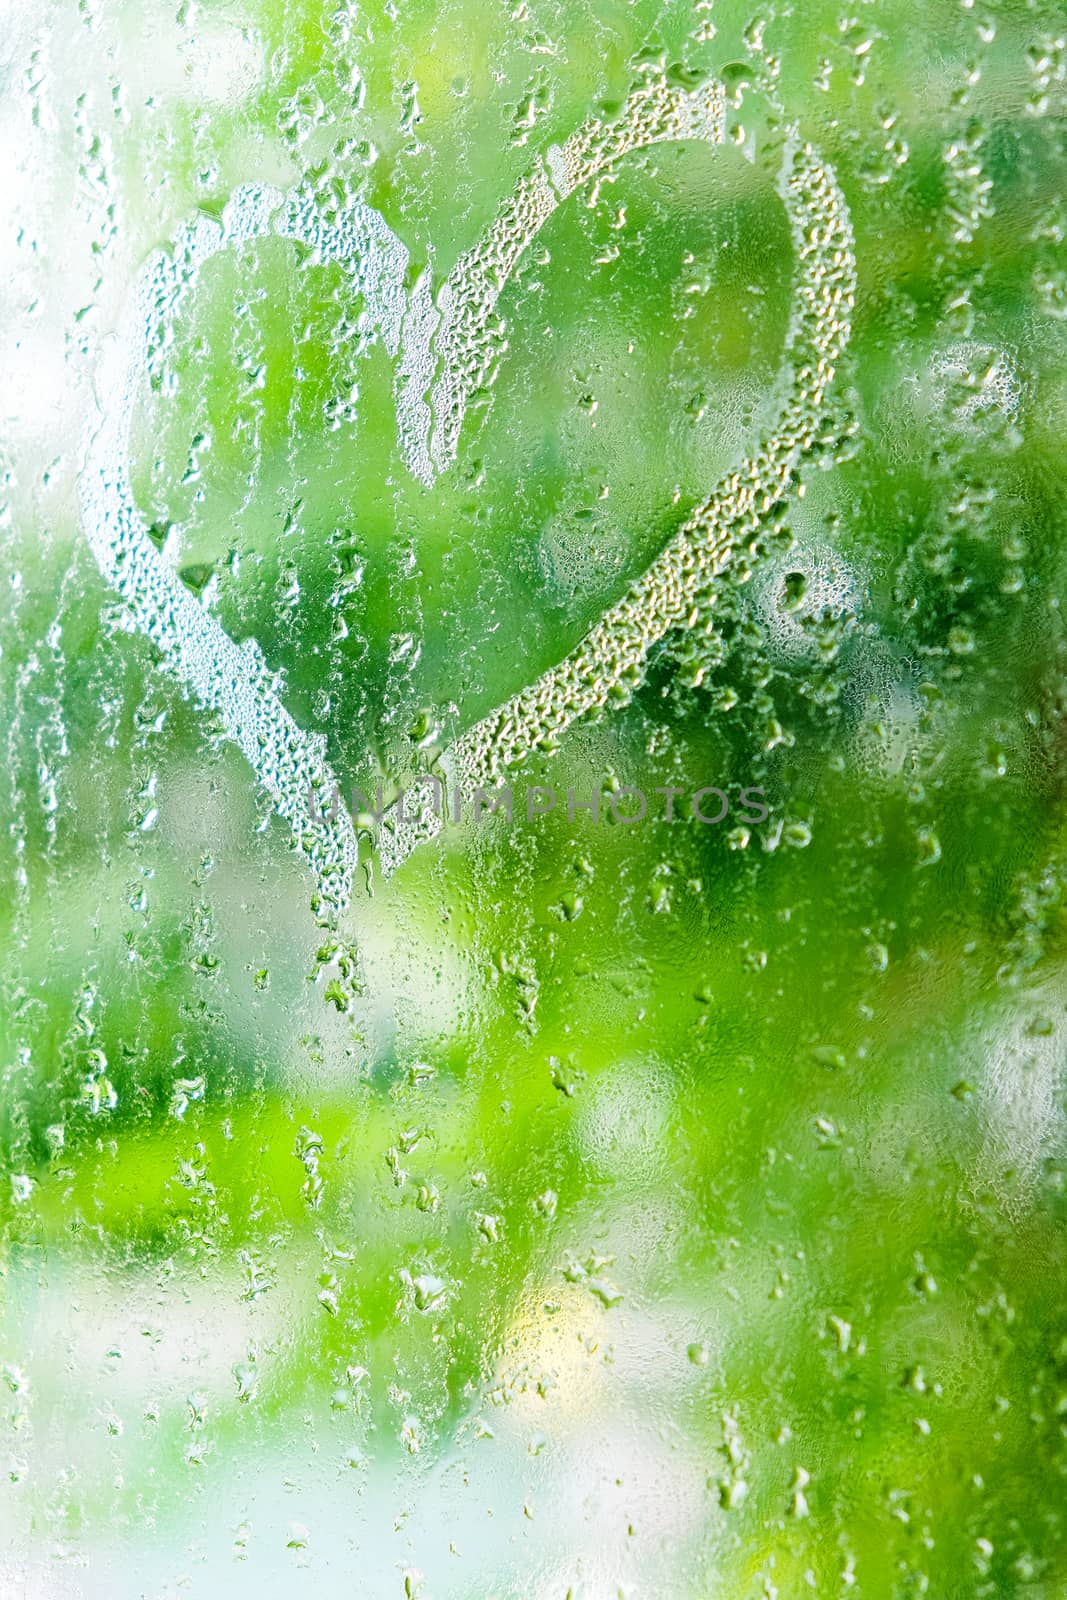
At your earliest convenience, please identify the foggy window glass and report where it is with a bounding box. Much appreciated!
[2,1,1066,1595]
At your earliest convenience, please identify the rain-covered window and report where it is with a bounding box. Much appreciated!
[2,0,1066,1594]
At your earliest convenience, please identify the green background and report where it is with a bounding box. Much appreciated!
[1,0,1066,1594]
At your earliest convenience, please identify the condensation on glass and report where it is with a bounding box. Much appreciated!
[1,1,1066,1596]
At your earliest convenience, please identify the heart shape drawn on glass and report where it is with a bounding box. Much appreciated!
[80,71,855,920]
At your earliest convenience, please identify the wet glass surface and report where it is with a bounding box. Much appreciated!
[2,1,1067,1594]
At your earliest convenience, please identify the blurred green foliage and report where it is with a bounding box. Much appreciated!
[2,0,1067,1594]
